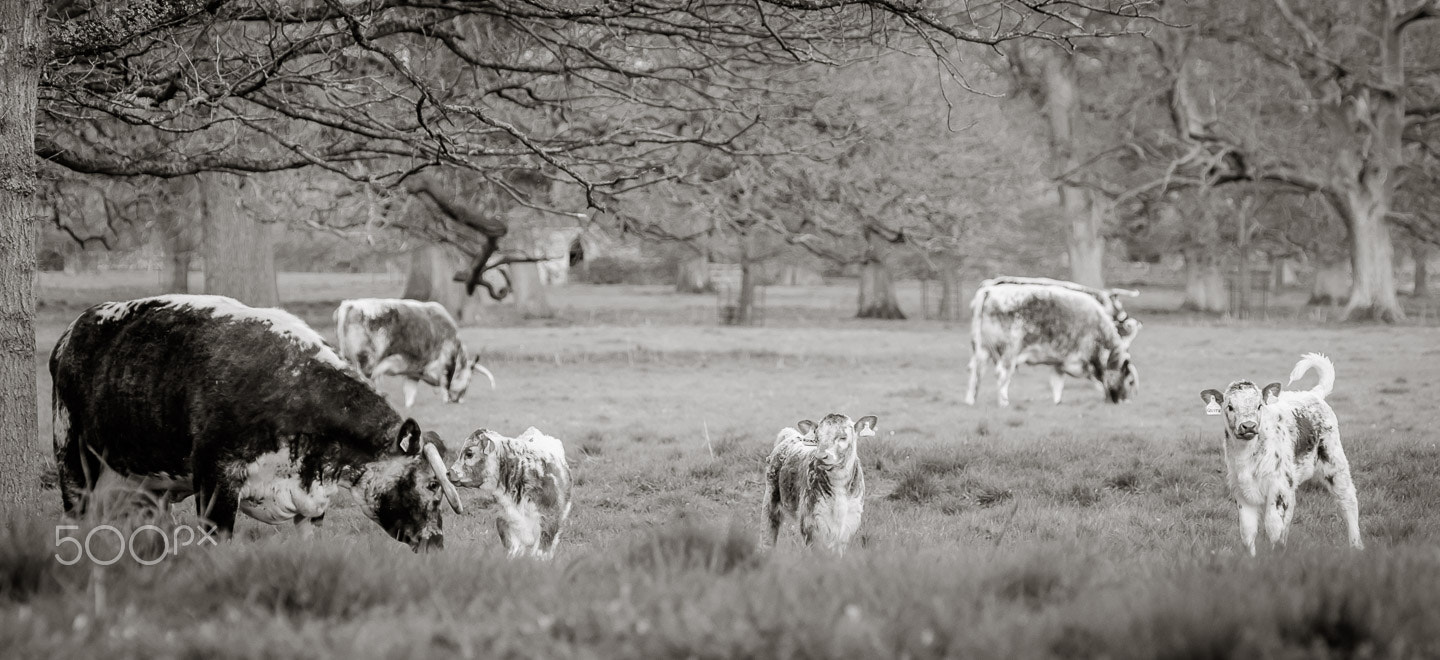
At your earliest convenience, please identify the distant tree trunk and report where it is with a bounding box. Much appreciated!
[403,245,467,317]
[857,260,905,319]
[937,264,962,321]
[1027,46,1105,289]
[731,251,759,325]
[200,173,278,307]
[676,253,711,293]
[1064,189,1105,289]
[1308,260,1350,306]
[1329,190,1402,322]
[1181,249,1228,313]
[0,0,43,505]
[166,242,191,294]
[1413,242,1431,297]
[508,262,552,317]
[160,177,197,293]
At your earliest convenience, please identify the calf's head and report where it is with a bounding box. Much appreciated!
[1200,380,1282,441]
[798,414,878,463]
[447,428,505,489]
[355,421,463,552]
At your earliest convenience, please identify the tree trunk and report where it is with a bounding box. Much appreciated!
[403,245,468,318]
[731,253,759,325]
[1032,47,1105,289]
[937,264,962,321]
[508,262,552,318]
[857,260,905,319]
[1064,187,1105,289]
[1335,191,1402,322]
[675,254,712,293]
[0,0,43,506]
[1181,249,1228,314]
[200,173,279,307]
[1413,242,1430,297]
[1308,260,1350,306]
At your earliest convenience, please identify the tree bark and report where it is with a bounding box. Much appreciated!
[1308,260,1350,307]
[508,261,552,318]
[675,254,712,293]
[1181,249,1228,314]
[937,264,962,321]
[403,244,469,318]
[857,260,905,319]
[1415,242,1431,297]
[1031,47,1105,289]
[1331,189,1402,322]
[200,173,279,307]
[0,0,43,506]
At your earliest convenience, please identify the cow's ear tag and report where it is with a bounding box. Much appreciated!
[1205,401,1222,416]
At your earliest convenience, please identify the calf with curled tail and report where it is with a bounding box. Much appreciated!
[1199,353,1363,556]
[448,427,572,558]
[765,414,877,554]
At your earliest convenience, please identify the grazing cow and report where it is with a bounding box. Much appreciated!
[966,280,1140,406]
[764,414,877,554]
[448,427,572,558]
[986,275,1140,337]
[334,298,496,408]
[1200,353,1363,555]
[50,294,463,552]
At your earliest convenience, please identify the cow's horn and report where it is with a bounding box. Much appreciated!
[423,443,463,514]
[473,363,496,389]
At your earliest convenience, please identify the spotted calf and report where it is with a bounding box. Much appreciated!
[448,427,572,558]
[1199,353,1362,555]
[764,414,877,554]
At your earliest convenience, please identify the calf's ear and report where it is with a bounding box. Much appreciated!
[855,416,878,436]
[1262,382,1282,405]
[396,418,423,454]
[796,420,816,435]
[1199,389,1223,405]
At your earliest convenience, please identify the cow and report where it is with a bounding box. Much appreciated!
[1199,353,1363,555]
[334,298,496,408]
[966,280,1139,406]
[986,275,1141,345]
[764,414,877,554]
[50,294,463,552]
[447,427,572,559]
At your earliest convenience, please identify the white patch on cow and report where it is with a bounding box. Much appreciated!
[515,426,567,463]
[237,444,340,525]
[95,294,346,369]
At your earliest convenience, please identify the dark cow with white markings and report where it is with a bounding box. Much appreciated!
[50,294,462,551]
[966,280,1140,406]
[334,298,495,408]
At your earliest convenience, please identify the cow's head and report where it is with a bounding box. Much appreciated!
[441,347,496,404]
[809,414,878,463]
[1200,381,1281,442]
[447,428,505,490]
[1102,350,1139,403]
[1116,317,1142,350]
[355,421,463,552]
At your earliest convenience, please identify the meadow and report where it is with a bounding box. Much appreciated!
[5,273,1440,658]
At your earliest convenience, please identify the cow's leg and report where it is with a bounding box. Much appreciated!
[1316,447,1364,549]
[965,349,985,406]
[766,486,784,547]
[293,515,317,539]
[1264,488,1295,551]
[401,380,419,408]
[1050,370,1065,405]
[367,354,407,383]
[994,358,1017,407]
[1237,502,1260,556]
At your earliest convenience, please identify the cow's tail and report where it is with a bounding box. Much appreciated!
[1288,352,1334,399]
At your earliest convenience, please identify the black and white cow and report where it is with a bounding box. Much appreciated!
[966,280,1140,406]
[334,298,495,408]
[50,294,463,551]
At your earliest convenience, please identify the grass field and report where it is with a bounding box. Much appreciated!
[5,274,1440,658]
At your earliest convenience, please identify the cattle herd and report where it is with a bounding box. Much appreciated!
[46,277,1363,557]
